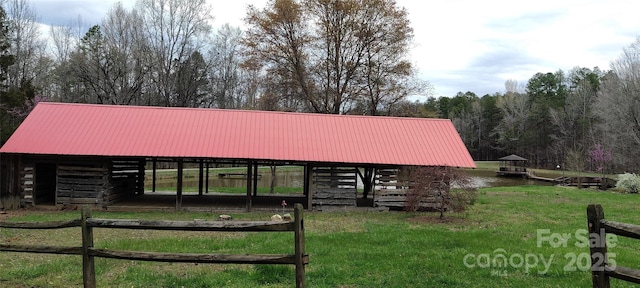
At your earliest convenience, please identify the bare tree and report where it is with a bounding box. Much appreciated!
[243,0,312,112]
[306,0,366,114]
[494,90,529,155]
[101,3,148,105]
[49,25,74,63]
[5,0,51,87]
[452,100,482,156]
[357,0,426,116]
[244,0,418,114]
[208,24,245,109]
[137,0,213,106]
[47,17,88,102]
[504,79,526,94]
[174,50,208,107]
[596,37,640,171]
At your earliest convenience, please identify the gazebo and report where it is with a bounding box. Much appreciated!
[496,154,528,177]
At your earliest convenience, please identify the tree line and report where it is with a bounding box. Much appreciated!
[0,0,639,173]
[0,0,426,139]
[416,61,637,174]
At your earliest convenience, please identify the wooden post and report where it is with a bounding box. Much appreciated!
[152,158,157,193]
[294,203,306,288]
[81,206,96,288]
[306,165,313,210]
[246,161,253,211]
[198,160,204,196]
[176,159,183,210]
[54,163,59,206]
[371,167,376,203]
[302,165,309,208]
[253,163,258,197]
[205,162,209,194]
[137,159,145,195]
[588,204,609,288]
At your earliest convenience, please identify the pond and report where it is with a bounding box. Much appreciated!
[149,167,548,191]
[465,168,552,188]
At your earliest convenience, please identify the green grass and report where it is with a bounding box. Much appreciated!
[1,185,639,287]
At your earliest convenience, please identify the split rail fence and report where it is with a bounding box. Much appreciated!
[587,204,640,287]
[0,203,308,288]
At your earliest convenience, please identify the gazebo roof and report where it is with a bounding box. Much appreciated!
[498,154,528,161]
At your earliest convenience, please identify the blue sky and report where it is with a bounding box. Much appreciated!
[29,0,640,97]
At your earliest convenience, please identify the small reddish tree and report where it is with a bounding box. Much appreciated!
[587,144,612,179]
[404,166,477,218]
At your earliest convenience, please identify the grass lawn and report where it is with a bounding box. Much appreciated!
[1,185,639,287]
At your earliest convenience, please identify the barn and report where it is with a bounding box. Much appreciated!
[0,103,474,211]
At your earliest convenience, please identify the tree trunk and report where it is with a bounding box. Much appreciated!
[270,165,276,194]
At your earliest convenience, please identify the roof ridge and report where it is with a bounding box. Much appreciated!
[37,102,448,121]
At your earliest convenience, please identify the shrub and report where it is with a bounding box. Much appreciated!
[404,166,477,217]
[615,173,640,193]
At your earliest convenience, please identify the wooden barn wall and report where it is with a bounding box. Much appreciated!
[374,166,450,211]
[57,158,145,206]
[56,161,109,205]
[1,154,23,209]
[11,156,145,207]
[311,166,357,209]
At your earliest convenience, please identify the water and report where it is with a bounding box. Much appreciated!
[150,167,541,191]
[465,169,550,188]
[150,168,305,190]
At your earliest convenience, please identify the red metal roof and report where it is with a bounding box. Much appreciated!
[0,103,475,167]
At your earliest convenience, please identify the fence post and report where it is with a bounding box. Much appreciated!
[294,203,306,288]
[587,204,609,288]
[81,206,96,288]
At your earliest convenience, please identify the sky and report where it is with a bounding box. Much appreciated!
[27,0,640,97]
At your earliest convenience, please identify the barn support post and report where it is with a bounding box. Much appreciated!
[252,162,258,197]
[137,159,145,195]
[54,163,58,206]
[302,165,309,207]
[246,160,253,212]
[176,159,183,210]
[152,158,157,193]
[205,161,209,194]
[305,164,313,210]
[198,159,204,196]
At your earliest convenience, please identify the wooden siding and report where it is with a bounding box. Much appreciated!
[57,164,107,205]
[374,167,449,211]
[54,158,144,206]
[311,167,357,208]
[21,165,34,206]
[0,154,25,209]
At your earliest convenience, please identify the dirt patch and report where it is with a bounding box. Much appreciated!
[0,209,27,220]
[0,205,70,220]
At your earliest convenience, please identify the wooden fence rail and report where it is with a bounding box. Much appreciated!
[0,203,308,288]
[587,204,640,288]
